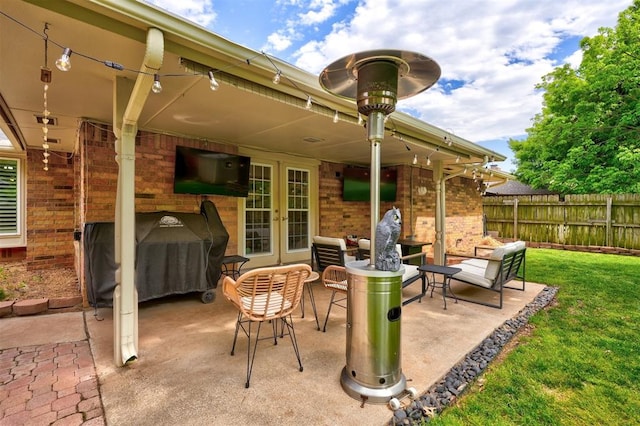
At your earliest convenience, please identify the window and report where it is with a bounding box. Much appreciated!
[0,157,24,247]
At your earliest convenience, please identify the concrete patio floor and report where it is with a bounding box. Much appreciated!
[2,278,547,425]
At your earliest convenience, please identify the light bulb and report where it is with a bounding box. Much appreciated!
[333,110,339,123]
[426,156,431,166]
[456,156,460,163]
[152,74,162,94]
[55,48,72,72]
[272,71,281,84]
[412,154,418,165]
[208,70,219,91]
[305,95,312,110]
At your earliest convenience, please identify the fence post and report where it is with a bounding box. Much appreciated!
[606,196,612,247]
[514,198,519,240]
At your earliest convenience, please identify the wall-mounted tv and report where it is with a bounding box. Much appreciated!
[174,146,251,197]
[342,166,397,202]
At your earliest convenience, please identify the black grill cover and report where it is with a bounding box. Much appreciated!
[84,200,229,307]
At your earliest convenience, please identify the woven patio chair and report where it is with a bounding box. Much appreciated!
[222,263,312,388]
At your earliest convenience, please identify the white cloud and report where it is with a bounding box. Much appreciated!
[298,0,340,25]
[266,32,293,51]
[291,0,632,145]
[142,0,632,161]
[143,0,216,27]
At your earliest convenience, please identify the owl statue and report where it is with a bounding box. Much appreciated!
[375,207,402,271]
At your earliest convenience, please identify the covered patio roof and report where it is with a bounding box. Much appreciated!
[1,0,510,183]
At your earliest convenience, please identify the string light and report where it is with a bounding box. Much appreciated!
[207,70,219,91]
[2,10,494,171]
[42,83,50,171]
[152,73,162,93]
[55,47,72,71]
[41,24,51,171]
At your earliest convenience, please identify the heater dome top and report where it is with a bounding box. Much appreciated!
[319,49,441,101]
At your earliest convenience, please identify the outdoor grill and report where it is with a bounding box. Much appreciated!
[320,50,440,406]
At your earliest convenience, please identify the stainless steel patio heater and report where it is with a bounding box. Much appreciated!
[319,50,440,406]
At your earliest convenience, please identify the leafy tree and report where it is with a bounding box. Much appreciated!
[510,1,640,194]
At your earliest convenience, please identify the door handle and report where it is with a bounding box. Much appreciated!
[282,217,288,221]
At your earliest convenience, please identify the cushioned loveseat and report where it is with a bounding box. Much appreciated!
[445,240,526,309]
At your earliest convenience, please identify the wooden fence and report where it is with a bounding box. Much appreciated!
[483,194,640,251]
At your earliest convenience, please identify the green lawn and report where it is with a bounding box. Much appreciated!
[429,248,640,425]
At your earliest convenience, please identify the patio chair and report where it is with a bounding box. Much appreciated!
[357,239,427,306]
[222,263,312,388]
[320,264,348,332]
[311,236,357,271]
[310,236,357,331]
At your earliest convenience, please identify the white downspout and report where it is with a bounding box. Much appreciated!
[113,27,164,366]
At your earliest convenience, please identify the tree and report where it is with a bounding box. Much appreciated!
[510,1,640,194]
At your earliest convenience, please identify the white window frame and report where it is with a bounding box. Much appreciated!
[0,156,25,247]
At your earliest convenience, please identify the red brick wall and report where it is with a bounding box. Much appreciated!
[25,123,486,273]
[319,161,484,255]
[25,149,77,270]
[79,122,240,254]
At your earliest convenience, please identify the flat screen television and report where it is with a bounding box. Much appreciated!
[342,166,397,202]
[173,146,251,197]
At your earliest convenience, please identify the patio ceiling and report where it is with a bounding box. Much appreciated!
[0,0,509,181]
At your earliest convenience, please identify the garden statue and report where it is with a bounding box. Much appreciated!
[375,207,402,271]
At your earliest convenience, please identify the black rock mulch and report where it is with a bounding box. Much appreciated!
[389,286,559,425]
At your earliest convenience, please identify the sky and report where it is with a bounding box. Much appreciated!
[4,1,632,170]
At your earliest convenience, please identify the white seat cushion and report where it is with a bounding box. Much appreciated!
[402,264,420,282]
[313,236,347,250]
[452,264,495,288]
[313,235,356,263]
[461,258,489,269]
[242,292,291,316]
[325,280,348,292]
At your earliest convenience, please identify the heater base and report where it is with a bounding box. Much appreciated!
[340,366,407,405]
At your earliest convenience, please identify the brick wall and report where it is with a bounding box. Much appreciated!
[24,122,243,273]
[25,124,486,273]
[79,122,241,254]
[26,149,76,270]
[319,161,484,255]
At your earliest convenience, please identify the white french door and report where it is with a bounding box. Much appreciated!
[240,152,318,268]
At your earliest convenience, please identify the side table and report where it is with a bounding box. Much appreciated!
[418,264,462,309]
[221,255,250,280]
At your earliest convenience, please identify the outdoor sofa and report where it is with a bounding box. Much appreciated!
[445,240,526,309]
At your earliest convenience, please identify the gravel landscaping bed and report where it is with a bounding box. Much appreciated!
[390,286,559,425]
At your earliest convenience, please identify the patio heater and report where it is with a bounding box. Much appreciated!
[319,50,440,406]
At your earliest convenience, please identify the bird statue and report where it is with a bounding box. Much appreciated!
[375,207,402,271]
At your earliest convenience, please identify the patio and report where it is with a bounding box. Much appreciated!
[77,278,547,425]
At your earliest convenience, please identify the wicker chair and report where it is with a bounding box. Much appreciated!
[222,264,312,388]
[320,264,349,332]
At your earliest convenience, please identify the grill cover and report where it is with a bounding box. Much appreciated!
[84,200,229,307]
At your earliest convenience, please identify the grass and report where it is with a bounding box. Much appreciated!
[428,248,640,425]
